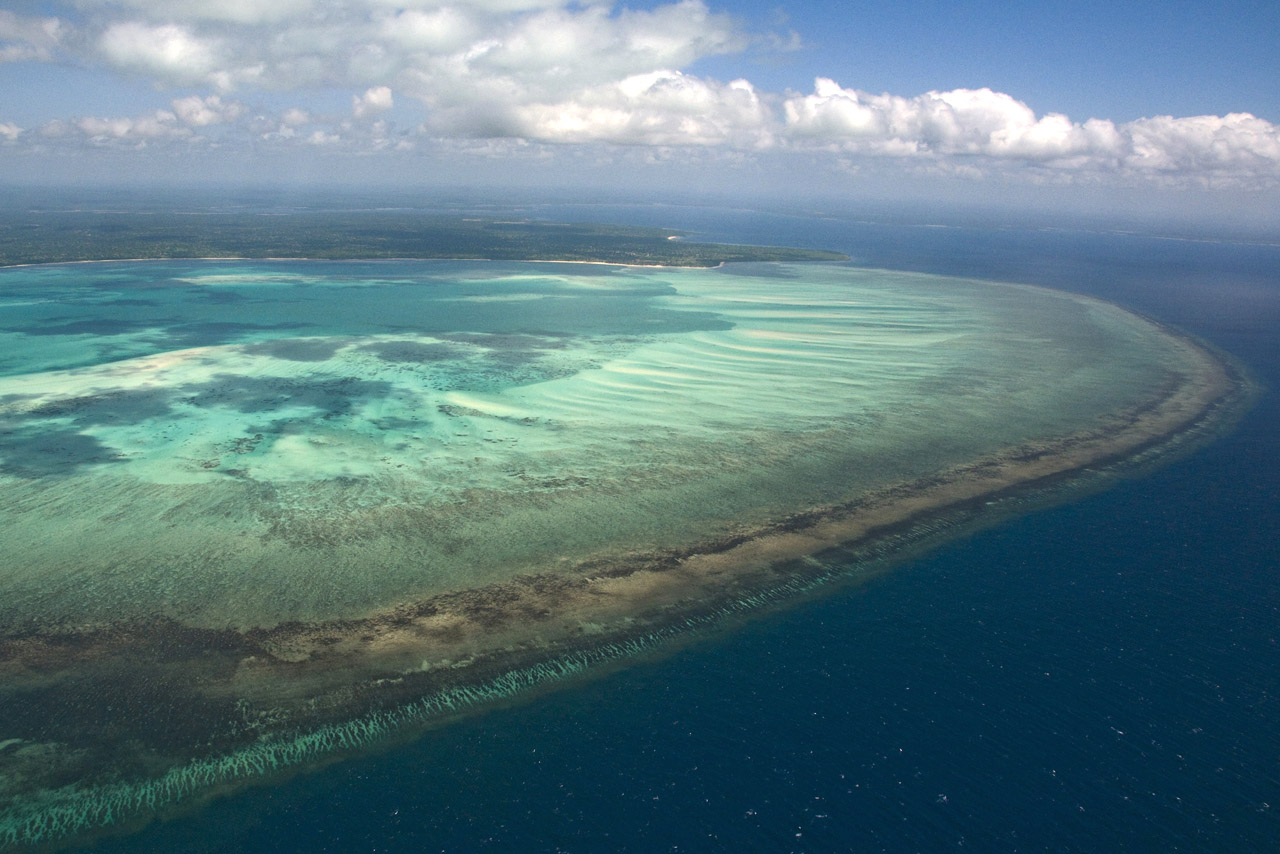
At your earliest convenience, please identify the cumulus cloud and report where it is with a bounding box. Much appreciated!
[308,129,341,146]
[0,11,64,62]
[74,110,192,143]
[3,0,1277,187]
[1124,113,1280,175]
[97,21,264,90]
[78,0,739,101]
[511,71,773,147]
[353,86,394,119]
[394,0,745,137]
[379,7,481,54]
[98,22,218,82]
[171,94,247,126]
[783,80,1107,160]
[780,78,1280,182]
[470,2,741,80]
[89,0,317,25]
[32,99,256,149]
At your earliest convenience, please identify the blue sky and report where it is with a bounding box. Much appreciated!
[708,0,1279,121]
[1,0,1277,220]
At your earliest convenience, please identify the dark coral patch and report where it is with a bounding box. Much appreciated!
[28,387,176,427]
[5,317,158,337]
[179,374,396,417]
[149,321,314,350]
[242,338,346,362]
[0,423,125,478]
[358,340,461,364]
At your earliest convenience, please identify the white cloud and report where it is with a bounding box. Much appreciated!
[95,21,265,91]
[74,110,192,143]
[783,80,1104,160]
[1124,113,1280,175]
[88,0,317,25]
[39,119,71,139]
[472,2,740,80]
[3,1,1276,189]
[0,11,64,62]
[398,1,744,140]
[378,7,480,54]
[98,22,221,83]
[0,121,22,142]
[308,129,342,146]
[80,0,739,100]
[171,95,247,126]
[511,71,773,147]
[353,86,394,119]
[362,0,579,13]
[781,78,1280,183]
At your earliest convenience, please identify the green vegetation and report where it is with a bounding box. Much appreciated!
[0,209,846,267]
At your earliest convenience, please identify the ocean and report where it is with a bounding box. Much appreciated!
[67,204,1280,852]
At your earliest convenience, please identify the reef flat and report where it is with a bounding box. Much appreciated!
[0,259,1246,849]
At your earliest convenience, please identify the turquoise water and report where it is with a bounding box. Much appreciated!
[0,254,1229,850]
[0,260,1187,631]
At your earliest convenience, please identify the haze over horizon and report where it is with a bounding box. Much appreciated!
[1,0,1278,226]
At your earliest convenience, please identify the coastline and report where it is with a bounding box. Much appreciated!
[0,306,1253,850]
[0,255,731,271]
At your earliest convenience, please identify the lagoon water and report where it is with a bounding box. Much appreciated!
[0,259,1186,632]
[2,208,1277,851]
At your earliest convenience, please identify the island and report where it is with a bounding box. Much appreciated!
[0,208,847,268]
[0,225,1250,850]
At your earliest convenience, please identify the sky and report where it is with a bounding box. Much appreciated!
[1,0,1278,222]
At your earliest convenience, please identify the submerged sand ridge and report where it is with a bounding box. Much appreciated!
[0,262,1198,628]
[0,260,1249,849]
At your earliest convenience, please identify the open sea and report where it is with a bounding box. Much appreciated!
[84,204,1279,853]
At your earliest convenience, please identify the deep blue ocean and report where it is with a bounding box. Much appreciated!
[91,205,1279,853]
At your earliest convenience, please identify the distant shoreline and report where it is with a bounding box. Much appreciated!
[0,211,848,269]
[0,255,730,270]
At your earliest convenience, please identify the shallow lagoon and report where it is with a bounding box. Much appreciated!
[0,259,1240,848]
[0,260,1191,628]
